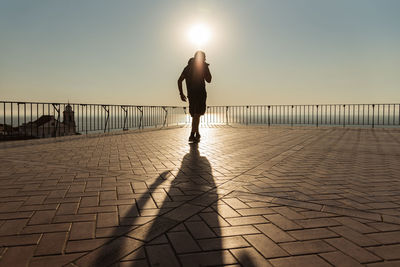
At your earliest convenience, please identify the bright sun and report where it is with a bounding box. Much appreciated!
[188,23,211,47]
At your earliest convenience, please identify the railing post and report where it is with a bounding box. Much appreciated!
[372,104,375,128]
[267,105,271,127]
[137,106,143,129]
[162,107,168,127]
[121,106,128,131]
[246,106,249,125]
[52,103,60,137]
[226,106,229,125]
[316,105,319,127]
[343,104,346,128]
[102,105,110,133]
[291,105,294,127]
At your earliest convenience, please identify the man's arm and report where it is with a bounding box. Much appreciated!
[204,64,212,83]
[177,73,187,102]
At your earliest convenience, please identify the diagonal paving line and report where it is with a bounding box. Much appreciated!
[229,190,400,225]
[71,128,329,266]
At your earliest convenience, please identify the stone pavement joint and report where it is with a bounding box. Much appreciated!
[0,126,399,266]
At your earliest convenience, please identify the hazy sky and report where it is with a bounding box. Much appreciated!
[1,0,399,105]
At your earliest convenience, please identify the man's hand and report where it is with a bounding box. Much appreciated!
[180,93,187,102]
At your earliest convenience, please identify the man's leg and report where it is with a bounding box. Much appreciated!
[192,114,200,133]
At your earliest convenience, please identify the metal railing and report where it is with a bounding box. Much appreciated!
[1,101,399,141]
[200,104,400,128]
[0,101,187,140]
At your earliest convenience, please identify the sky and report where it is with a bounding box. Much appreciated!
[0,0,399,106]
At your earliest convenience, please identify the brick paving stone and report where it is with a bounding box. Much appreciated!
[325,237,382,263]
[79,206,117,214]
[288,227,338,240]
[295,218,341,228]
[80,196,99,207]
[255,223,295,242]
[330,225,380,246]
[367,222,400,232]
[0,245,35,267]
[21,223,71,234]
[29,253,87,267]
[0,219,28,236]
[145,244,180,267]
[65,238,110,253]
[0,234,41,246]
[75,236,143,266]
[223,198,249,209]
[185,221,216,239]
[226,215,268,226]
[18,204,58,212]
[367,244,400,260]
[367,261,400,267]
[269,255,331,267]
[53,214,96,223]
[69,221,95,240]
[97,212,119,228]
[263,214,302,230]
[121,247,146,261]
[34,232,68,256]
[179,250,238,266]
[214,225,260,237]
[238,207,275,216]
[244,234,288,258]
[169,223,186,232]
[147,234,168,245]
[167,231,201,253]
[230,247,271,266]
[28,210,56,225]
[199,212,230,227]
[57,203,79,215]
[214,204,241,218]
[367,231,400,245]
[25,196,46,205]
[280,240,335,255]
[272,206,306,220]
[334,217,377,233]
[300,211,337,218]
[320,251,363,267]
[198,236,249,251]
[119,259,149,267]
[0,211,33,220]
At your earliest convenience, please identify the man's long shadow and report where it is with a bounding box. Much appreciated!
[88,143,225,266]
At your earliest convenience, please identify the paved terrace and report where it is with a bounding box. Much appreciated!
[1,126,400,267]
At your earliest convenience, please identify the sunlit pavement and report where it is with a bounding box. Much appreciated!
[1,125,400,266]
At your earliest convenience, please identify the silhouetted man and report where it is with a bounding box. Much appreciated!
[178,51,212,142]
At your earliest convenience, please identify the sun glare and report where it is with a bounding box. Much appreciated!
[188,23,211,47]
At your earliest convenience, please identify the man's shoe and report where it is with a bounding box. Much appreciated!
[188,133,195,142]
[194,133,201,142]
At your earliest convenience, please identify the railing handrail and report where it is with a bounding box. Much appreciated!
[2,100,400,107]
[207,103,400,107]
[0,100,183,108]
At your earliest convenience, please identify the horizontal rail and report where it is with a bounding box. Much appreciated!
[1,101,399,141]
